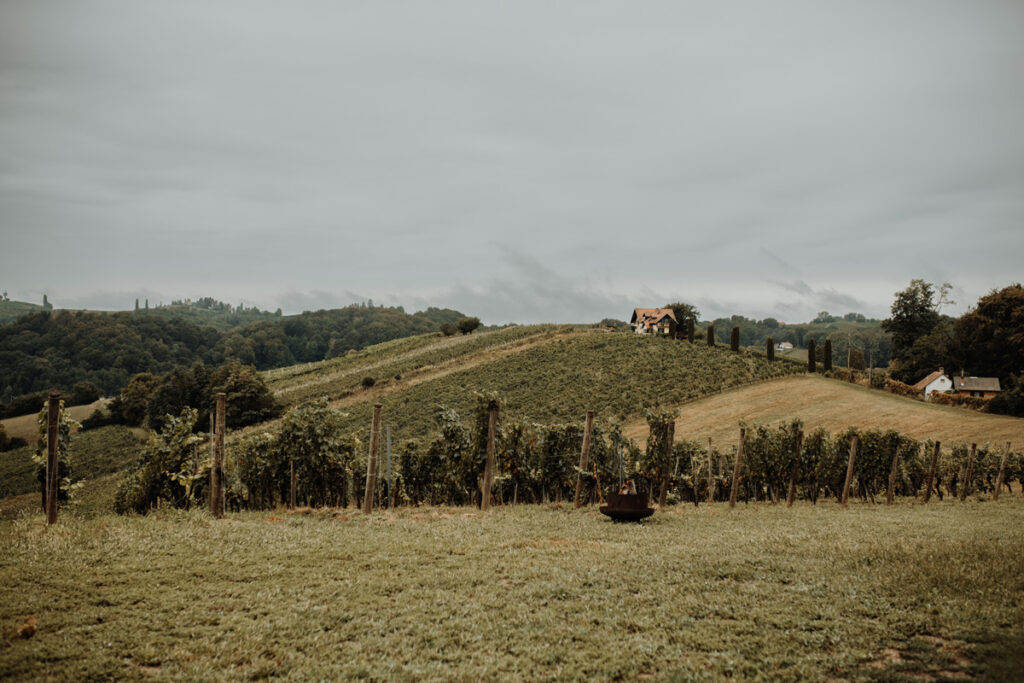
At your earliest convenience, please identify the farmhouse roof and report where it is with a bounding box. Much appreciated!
[630,308,677,325]
[912,370,947,391]
[953,376,1001,392]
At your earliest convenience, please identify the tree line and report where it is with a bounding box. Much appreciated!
[0,304,466,412]
[882,281,1024,416]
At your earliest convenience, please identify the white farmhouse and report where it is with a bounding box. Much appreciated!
[912,368,952,398]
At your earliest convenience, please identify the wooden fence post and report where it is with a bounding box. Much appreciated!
[923,441,940,503]
[45,392,60,525]
[993,442,1011,501]
[960,443,977,502]
[289,458,296,509]
[886,448,899,505]
[706,325,715,347]
[706,437,714,505]
[840,434,858,508]
[482,406,499,511]
[210,392,226,518]
[729,428,745,508]
[786,430,803,507]
[363,404,382,514]
[386,424,392,509]
[573,411,595,508]
[766,338,774,362]
[658,419,675,509]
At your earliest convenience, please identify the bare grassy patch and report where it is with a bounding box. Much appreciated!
[0,500,1021,680]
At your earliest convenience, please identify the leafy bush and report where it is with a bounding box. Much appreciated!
[114,408,205,514]
[234,399,359,509]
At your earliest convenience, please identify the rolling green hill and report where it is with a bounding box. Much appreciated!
[252,327,805,445]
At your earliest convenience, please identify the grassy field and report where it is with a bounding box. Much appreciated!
[624,374,1024,449]
[0,425,145,503]
[0,399,108,444]
[1,500,1021,680]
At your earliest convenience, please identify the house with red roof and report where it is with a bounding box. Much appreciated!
[630,308,677,336]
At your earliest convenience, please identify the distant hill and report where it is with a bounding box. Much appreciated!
[0,303,468,402]
[0,300,46,324]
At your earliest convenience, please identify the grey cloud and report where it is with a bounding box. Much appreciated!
[2,1,1023,323]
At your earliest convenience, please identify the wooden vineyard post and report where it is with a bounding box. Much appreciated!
[993,442,1011,501]
[729,428,745,509]
[210,392,226,518]
[363,404,382,514]
[386,424,392,509]
[886,448,899,505]
[766,338,774,362]
[482,405,499,511]
[960,443,977,502]
[45,392,60,525]
[658,419,675,509]
[730,326,740,352]
[706,438,714,505]
[706,325,715,347]
[573,411,595,508]
[687,318,695,344]
[786,430,804,507]
[840,434,857,508]
[289,458,296,509]
[923,441,940,503]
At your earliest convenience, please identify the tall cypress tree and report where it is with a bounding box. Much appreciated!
[824,339,833,372]
[807,339,816,373]
[707,324,715,347]
[767,337,775,362]
[730,326,740,352]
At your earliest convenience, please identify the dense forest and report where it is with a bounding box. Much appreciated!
[0,303,466,406]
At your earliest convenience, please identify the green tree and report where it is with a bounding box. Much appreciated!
[664,302,700,326]
[207,363,280,428]
[457,317,481,335]
[882,279,947,377]
[440,323,457,337]
[953,283,1024,380]
[109,373,160,426]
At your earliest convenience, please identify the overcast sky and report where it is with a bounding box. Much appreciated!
[2,1,1022,324]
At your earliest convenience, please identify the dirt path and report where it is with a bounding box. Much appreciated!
[623,374,1024,448]
[270,333,490,397]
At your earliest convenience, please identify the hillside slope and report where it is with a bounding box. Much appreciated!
[623,374,1024,447]
[253,328,804,445]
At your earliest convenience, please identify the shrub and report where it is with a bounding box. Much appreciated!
[457,317,481,335]
[361,376,376,388]
[114,408,205,514]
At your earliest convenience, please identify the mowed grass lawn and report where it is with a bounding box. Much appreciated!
[2,500,1022,681]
